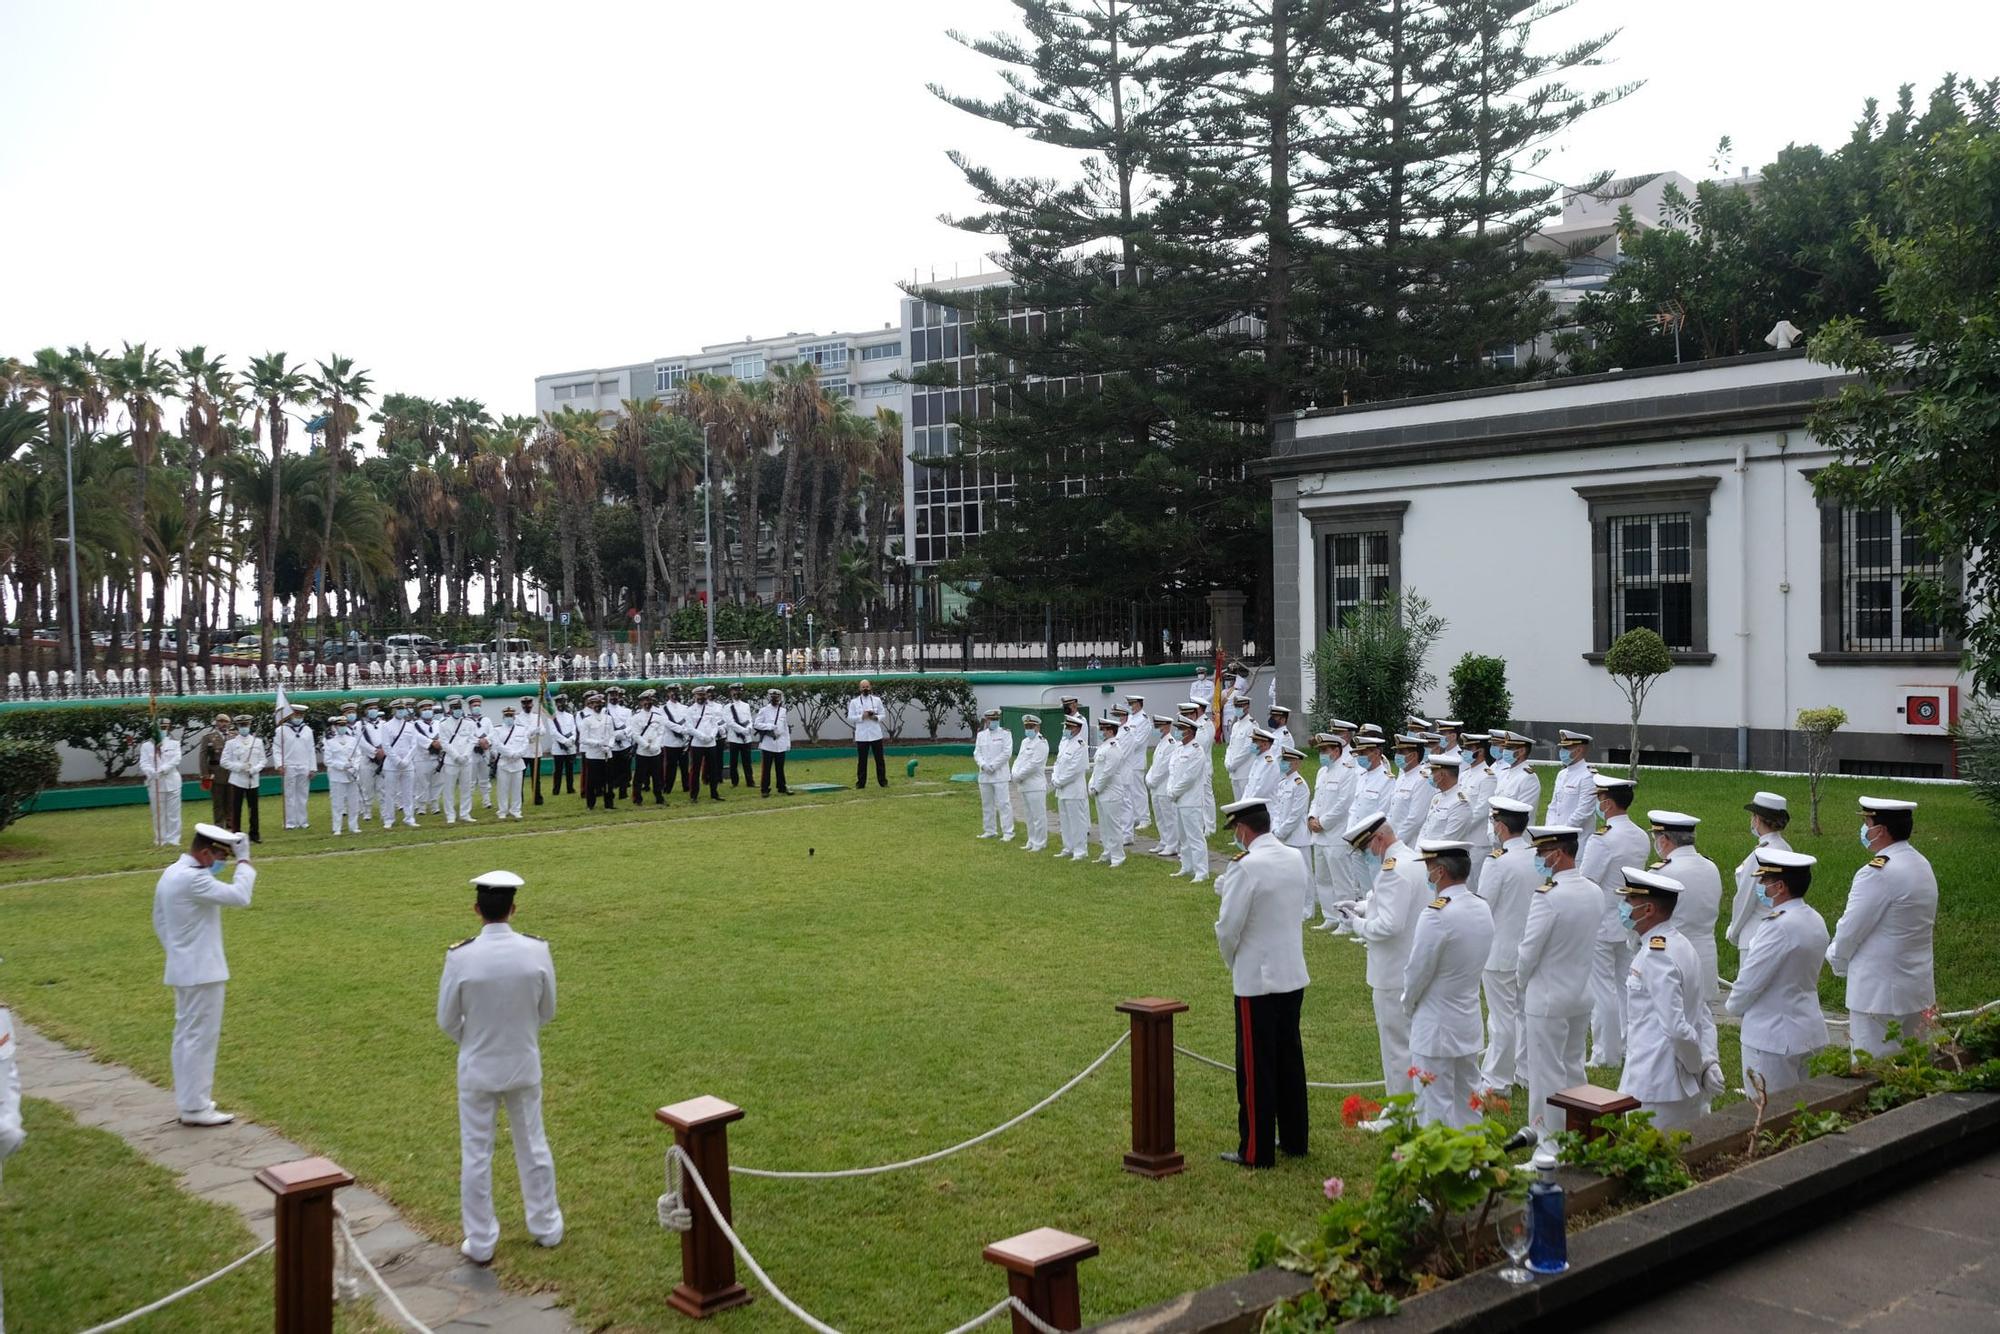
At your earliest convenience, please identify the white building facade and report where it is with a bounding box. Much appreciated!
[1265,351,1967,775]
[533,324,909,421]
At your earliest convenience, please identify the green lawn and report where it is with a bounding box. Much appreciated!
[0,759,1989,1331]
[0,1098,380,1333]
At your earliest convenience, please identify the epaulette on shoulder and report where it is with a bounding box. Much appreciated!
[1648,935,1668,950]
[1764,911,1781,920]
[1489,848,1505,859]
[1455,790,1467,804]
[1429,896,1450,909]
[1535,880,1554,893]
[1382,857,1398,871]
[1593,827,1608,836]
[447,937,476,951]
[520,932,548,943]
[1868,855,1889,869]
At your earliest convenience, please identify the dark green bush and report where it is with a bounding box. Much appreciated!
[0,739,60,831]
[1446,654,1513,732]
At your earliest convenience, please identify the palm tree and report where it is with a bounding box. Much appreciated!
[245,353,311,681]
[768,362,831,603]
[98,342,174,671]
[649,412,705,608]
[173,347,234,687]
[862,407,904,592]
[307,355,373,624]
[445,398,491,462]
[538,406,605,628]
[23,346,108,667]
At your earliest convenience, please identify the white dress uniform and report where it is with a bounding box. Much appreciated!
[1223,716,1257,801]
[1167,726,1214,881]
[1011,726,1051,851]
[437,920,562,1262]
[468,706,496,809]
[1729,831,1794,947]
[1418,778,1481,845]
[1404,875,1495,1127]
[1088,728,1128,866]
[1658,842,1725,1002]
[221,729,266,799]
[1579,810,1649,1066]
[383,716,424,826]
[0,1003,21,1328]
[139,734,184,845]
[578,706,613,761]
[1386,764,1428,847]
[1726,895,1831,1096]
[1353,839,1429,1097]
[441,713,481,824]
[1475,834,1538,1093]
[1239,747,1280,805]
[1616,917,1720,1134]
[1146,729,1181,857]
[607,699,636,784]
[356,714,389,820]
[974,720,1017,840]
[153,846,255,1117]
[1545,751,1596,834]
[1270,767,1312,906]
[1342,759,1393,912]
[1118,719,1151,841]
[1051,726,1091,859]
[272,717,317,830]
[1517,863,1600,1140]
[1828,836,1938,1057]
[1212,828,1312,1165]
[322,723,364,834]
[1495,752,1543,811]
[414,713,442,813]
[495,717,531,818]
[1458,759,1497,891]
[1306,755,1357,920]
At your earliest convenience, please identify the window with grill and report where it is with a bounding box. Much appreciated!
[1840,508,1943,651]
[1608,512,1695,649]
[1325,530,1393,628]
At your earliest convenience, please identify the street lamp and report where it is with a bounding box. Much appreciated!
[700,426,716,660]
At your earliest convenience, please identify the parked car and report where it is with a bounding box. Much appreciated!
[384,633,444,660]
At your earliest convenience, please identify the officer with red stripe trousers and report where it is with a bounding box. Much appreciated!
[1212,796,1311,1167]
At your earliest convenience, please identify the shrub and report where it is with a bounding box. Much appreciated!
[0,739,60,831]
[1795,706,1849,835]
[1445,654,1512,732]
[0,702,225,780]
[1555,1110,1693,1201]
[1954,694,2000,822]
[1309,590,1446,735]
[1603,628,1674,779]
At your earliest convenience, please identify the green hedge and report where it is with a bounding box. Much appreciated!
[0,739,59,831]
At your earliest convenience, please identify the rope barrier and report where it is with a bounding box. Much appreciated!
[75,1240,274,1334]
[1173,1044,1385,1091]
[333,1203,438,1334]
[729,1031,1130,1179]
[1712,980,2000,1031]
[662,1145,1064,1334]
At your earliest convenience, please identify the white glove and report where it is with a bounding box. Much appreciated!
[1701,1060,1728,1096]
[235,832,252,859]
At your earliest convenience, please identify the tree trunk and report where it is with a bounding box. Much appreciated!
[773,438,806,602]
[802,457,830,601]
[1262,1,1292,427]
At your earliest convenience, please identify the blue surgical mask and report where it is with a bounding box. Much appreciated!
[1493,752,1511,770]
[366,709,380,720]
[1859,822,1872,850]
[1617,901,1638,932]
[1426,775,1438,790]
[395,708,410,720]
[451,706,464,717]
[1754,884,1775,911]
[1280,759,1294,774]
[1359,754,1374,770]
[1365,852,1383,875]
[986,721,1000,731]
[1561,750,1578,767]
[1533,855,1552,881]
[420,707,433,720]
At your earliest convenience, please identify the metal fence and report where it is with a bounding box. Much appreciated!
[847,598,1255,673]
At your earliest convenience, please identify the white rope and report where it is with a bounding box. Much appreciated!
[730,1032,1130,1179]
[333,1203,438,1334]
[76,1240,274,1334]
[1173,1044,1384,1091]
[1713,982,2000,1030]
[666,1146,1065,1334]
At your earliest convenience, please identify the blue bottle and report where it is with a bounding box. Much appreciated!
[1526,1141,1569,1274]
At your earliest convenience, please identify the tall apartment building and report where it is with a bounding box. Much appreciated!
[533,324,910,419]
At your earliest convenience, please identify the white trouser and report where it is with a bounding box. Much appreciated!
[1589,937,1633,1065]
[357,762,381,821]
[1525,1011,1589,1140]
[1743,1045,1813,1099]
[148,777,183,846]
[1478,969,1523,1090]
[473,751,494,805]
[1152,791,1180,853]
[1227,770,1245,802]
[497,768,524,818]
[978,780,1015,838]
[282,770,312,828]
[385,767,417,823]
[1412,1051,1479,1128]
[1095,791,1126,864]
[1176,801,1211,879]
[1850,1011,1929,1059]
[442,759,475,822]
[1018,785,1048,849]
[458,1083,563,1260]
[1372,986,1413,1098]
[1642,1093,1709,1135]
[170,982,226,1115]
[1307,845,1354,919]
[1057,797,1091,857]
[328,777,360,833]
[1128,779,1151,833]
[420,759,444,811]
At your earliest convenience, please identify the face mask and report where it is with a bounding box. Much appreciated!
[334,724,348,734]
[1533,855,1552,881]
[1751,821,1761,838]
[1426,775,1438,790]
[1364,852,1383,875]
[1561,750,1578,767]
[1320,751,1336,766]
[395,709,410,720]
[1280,759,1294,774]
[1268,715,1282,729]
[420,708,433,720]
[1358,754,1374,771]
[1754,884,1775,911]
[1233,826,1250,851]
[986,721,1000,731]
[1859,822,1872,849]
[1493,752,1510,770]
[366,710,379,720]
[1394,755,1408,773]
[1617,901,1639,932]
[451,707,464,717]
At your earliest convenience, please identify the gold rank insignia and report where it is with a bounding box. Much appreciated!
[1868,855,1889,868]
[1430,896,1450,909]
[1382,858,1397,870]
[1593,827,1608,836]
[1764,912,1781,920]
[1647,861,1664,870]
[447,937,475,951]
[521,932,548,943]
[1535,881,1554,893]
[1489,849,1504,859]
[1648,935,1668,950]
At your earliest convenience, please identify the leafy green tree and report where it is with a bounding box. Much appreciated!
[1446,653,1512,732]
[1795,706,1848,835]
[1309,590,1446,735]
[1811,112,2000,692]
[1603,627,1672,778]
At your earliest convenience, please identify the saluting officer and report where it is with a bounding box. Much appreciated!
[1728,792,1794,949]
[1613,868,1722,1134]
[153,823,254,1126]
[1829,797,1938,1057]
[1404,840,1495,1128]
[1580,774,1648,1068]
[438,870,563,1265]
[1726,849,1829,1097]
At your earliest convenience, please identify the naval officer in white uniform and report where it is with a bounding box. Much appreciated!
[1828,797,1939,1057]
[438,870,564,1265]
[152,823,255,1126]
[1725,849,1830,1097]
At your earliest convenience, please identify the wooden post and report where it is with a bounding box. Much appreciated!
[983,1228,1098,1334]
[1548,1084,1642,1140]
[655,1096,753,1318]
[254,1156,354,1334]
[1116,997,1189,1178]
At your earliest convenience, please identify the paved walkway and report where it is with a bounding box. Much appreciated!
[15,1018,575,1334]
[1581,1146,2000,1331]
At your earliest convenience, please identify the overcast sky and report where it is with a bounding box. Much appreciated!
[3,0,1994,421]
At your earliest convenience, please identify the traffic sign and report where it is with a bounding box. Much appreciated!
[778,602,792,617]
[560,612,571,626]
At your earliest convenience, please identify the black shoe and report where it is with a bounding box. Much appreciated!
[855,781,866,789]
[778,788,792,795]
[1282,1146,1309,1159]
[1217,1151,1268,1168]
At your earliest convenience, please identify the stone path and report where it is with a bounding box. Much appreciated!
[1579,1145,2000,1332]
[14,1018,575,1334]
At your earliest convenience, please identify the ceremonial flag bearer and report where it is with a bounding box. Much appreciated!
[1213,797,1310,1167]
[152,823,254,1126]
[438,870,563,1265]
